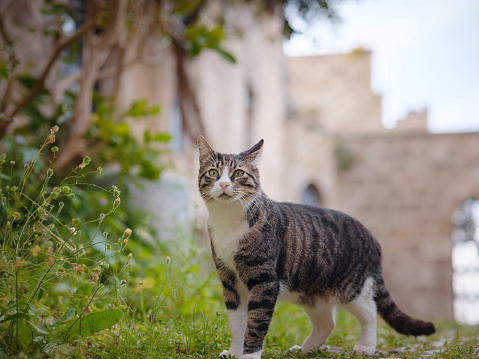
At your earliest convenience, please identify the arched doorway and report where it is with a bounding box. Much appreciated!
[300,184,322,207]
[451,197,479,324]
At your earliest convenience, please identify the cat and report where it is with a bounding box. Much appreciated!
[197,136,436,359]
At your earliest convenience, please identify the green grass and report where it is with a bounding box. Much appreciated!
[45,300,477,359]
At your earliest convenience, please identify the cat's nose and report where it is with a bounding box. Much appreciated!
[219,181,230,190]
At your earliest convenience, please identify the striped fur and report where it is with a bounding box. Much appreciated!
[198,136,435,358]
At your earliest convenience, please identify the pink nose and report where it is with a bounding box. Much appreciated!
[220,182,230,190]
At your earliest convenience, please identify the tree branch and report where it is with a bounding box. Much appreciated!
[0,19,96,137]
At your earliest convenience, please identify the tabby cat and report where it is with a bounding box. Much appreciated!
[197,136,435,359]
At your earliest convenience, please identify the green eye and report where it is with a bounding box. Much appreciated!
[233,170,244,177]
[208,169,218,177]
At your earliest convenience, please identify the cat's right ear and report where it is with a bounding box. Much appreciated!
[198,136,216,163]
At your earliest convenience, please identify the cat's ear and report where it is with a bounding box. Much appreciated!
[239,139,264,163]
[198,136,216,163]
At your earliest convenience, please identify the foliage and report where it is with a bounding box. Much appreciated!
[0,129,127,355]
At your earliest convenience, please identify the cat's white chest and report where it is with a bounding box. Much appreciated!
[207,201,249,271]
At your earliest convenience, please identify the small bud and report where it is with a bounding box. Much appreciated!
[166,256,170,264]
[114,197,121,207]
[120,280,127,285]
[67,193,75,200]
[83,156,91,165]
[124,228,132,237]
[138,281,144,286]
[72,218,81,226]
[50,125,59,134]
[97,166,103,174]
[106,243,112,250]
[51,146,59,153]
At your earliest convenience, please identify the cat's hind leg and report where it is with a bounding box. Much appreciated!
[342,276,377,356]
[289,303,335,354]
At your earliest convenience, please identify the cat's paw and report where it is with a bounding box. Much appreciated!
[353,345,376,356]
[288,345,302,354]
[220,349,239,358]
[239,350,262,359]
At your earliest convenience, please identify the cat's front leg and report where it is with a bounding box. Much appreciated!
[240,279,279,359]
[221,303,247,358]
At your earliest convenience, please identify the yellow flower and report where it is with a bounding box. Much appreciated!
[32,245,41,257]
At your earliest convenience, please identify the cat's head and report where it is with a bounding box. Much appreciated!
[198,136,263,205]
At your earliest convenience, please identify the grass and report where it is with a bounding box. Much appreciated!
[37,300,476,359]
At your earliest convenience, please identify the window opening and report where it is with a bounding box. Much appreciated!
[300,184,322,207]
[451,197,479,324]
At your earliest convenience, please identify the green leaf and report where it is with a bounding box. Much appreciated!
[65,309,123,339]
[37,287,45,301]
[15,321,34,349]
[215,47,236,64]
[0,66,9,80]
[126,99,148,118]
[0,312,27,323]
[112,123,130,136]
[60,308,76,322]
[26,320,49,335]
[152,133,172,142]
[150,106,161,115]
[17,74,39,89]
[75,283,92,296]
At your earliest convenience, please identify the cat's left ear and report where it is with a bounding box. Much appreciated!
[198,136,216,163]
[239,139,264,163]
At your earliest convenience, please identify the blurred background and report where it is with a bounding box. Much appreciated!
[0,0,478,328]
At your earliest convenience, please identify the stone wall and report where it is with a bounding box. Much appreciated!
[334,132,479,319]
[288,52,384,135]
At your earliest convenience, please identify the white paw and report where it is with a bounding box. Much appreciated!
[240,350,262,359]
[288,345,302,354]
[353,345,376,356]
[220,349,239,358]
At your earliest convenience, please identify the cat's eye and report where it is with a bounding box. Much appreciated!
[208,169,218,177]
[233,170,244,177]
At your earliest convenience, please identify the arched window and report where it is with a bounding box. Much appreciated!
[300,184,322,207]
[451,197,479,324]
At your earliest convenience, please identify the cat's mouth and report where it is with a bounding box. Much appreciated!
[216,192,236,203]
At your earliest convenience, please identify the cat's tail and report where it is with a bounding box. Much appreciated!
[374,277,436,336]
